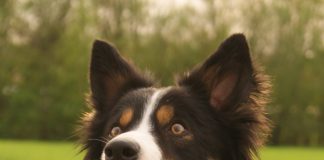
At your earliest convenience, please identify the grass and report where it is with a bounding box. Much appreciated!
[0,140,83,160]
[260,146,324,160]
[0,139,323,160]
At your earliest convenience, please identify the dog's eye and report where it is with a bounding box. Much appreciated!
[171,123,185,135]
[110,126,122,137]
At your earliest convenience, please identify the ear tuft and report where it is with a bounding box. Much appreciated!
[222,33,248,48]
[92,40,119,57]
[93,39,114,50]
[91,40,123,73]
[211,33,251,68]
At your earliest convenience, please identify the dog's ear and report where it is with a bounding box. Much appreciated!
[90,40,152,111]
[180,34,271,160]
[178,34,255,110]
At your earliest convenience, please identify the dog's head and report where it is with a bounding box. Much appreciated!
[80,34,271,160]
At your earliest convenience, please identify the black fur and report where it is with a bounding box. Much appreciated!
[79,34,271,160]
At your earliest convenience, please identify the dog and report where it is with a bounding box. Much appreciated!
[79,34,271,160]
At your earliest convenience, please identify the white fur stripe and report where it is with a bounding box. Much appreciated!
[137,87,170,131]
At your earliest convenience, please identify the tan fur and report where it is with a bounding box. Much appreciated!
[119,107,134,127]
[156,105,174,126]
[183,134,193,141]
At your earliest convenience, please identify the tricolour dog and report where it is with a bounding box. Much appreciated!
[79,34,271,160]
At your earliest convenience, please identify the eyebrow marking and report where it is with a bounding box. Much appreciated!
[119,107,134,127]
[156,105,174,126]
[183,134,193,141]
[137,87,171,131]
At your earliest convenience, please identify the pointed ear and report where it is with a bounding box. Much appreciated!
[90,40,152,111]
[178,34,255,110]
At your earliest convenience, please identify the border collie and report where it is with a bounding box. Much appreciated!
[79,34,271,160]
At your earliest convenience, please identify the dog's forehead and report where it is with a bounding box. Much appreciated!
[117,87,173,108]
[115,87,182,126]
[117,87,187,111]
[117,87,155,106]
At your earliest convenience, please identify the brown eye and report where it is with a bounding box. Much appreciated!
[171,123,185,135]
[110,126,122,137]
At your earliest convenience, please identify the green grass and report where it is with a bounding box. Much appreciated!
[0,139,323,160]
[0,140,83,160]
[260,146,324,160]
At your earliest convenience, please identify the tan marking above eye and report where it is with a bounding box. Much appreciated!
[156,105,174,126]
[119,107,133,127]
[183,134,193,141]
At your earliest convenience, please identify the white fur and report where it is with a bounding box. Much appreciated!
[102,87,170,160]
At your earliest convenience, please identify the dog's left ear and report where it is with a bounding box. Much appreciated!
[179,34,255,110]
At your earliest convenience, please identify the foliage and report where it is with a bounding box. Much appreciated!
[0,0,323,145]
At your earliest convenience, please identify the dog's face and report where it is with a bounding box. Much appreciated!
[80,34,270,160]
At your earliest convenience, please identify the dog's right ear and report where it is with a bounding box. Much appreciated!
[89,40,152,111]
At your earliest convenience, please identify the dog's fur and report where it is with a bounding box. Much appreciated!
[79,34,271,160]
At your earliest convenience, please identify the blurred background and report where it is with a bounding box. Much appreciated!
[0,0,324,159]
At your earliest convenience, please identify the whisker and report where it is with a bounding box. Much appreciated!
[88,138,107,144]
[101,136,110,142]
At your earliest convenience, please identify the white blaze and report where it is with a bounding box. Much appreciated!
[102,87,170,160]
